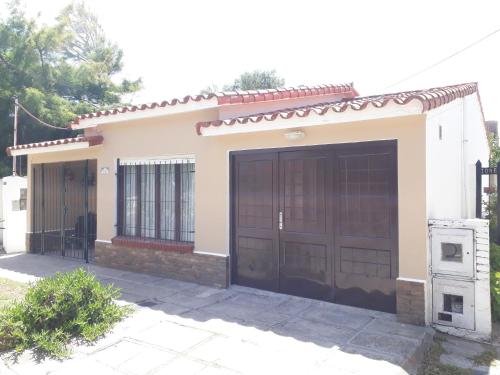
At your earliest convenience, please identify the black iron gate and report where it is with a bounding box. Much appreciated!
[31,160,97,262]
[476,159,499,244]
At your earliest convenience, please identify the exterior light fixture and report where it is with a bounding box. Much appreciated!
[284,130,305,141]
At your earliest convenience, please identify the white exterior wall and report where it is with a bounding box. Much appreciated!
[425,95,490,338]
[425,94,489,219]
[463,95,490,218]
[1,176,27,253]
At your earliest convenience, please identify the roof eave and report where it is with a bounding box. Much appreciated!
[198,102,423,136]
[8,141,101,157]
[71,99,220,130]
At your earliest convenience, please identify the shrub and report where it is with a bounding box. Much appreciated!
[490,243,500,321]
[0,268,130,357]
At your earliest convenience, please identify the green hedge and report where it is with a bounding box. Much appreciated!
[0,268,130,357]
[491,242,500,322]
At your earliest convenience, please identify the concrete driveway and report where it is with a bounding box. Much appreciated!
[0,253,431,375]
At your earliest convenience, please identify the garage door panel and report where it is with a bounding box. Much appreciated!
[235,236,278,290]
[278,149,333,300]
[334,143,398,312]
[334,279,396,313]
[339,247,391,279]
[280,241,328,282]
[233,152,279,292]
[281,153,328,235]
[237,159,276,230]
[337,236,394,250]
[338,152,393,239]
[279,240,330,299]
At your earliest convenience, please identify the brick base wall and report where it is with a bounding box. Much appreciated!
[94,240,229,288]
[396,278,426,325]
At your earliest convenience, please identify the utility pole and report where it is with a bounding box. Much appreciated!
[12,97,18,176]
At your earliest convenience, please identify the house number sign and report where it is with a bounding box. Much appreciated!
[481,167,497,175]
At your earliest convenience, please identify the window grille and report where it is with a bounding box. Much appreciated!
[117,159,195,243]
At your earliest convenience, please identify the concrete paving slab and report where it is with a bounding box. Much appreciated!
[442,336,486,358]
[134,321,216,352]
[274,317,358,348]
[151,356,207,374]
[149,277,197,292]
[1,350,64,375]
[320,346,407,375]
[187,335,279,374]
[363,318,430,341]
[91,339,146,368]
[47,357,124,375]
[117,345,177,374]
[228,290,289,308]
[349,331,421,358]
[440,352,475,369]
[149,300,193,316]
[196,365,240,375]
[163,289,230,309]
[199,297,290,328]
[271,295,315,316]
[299,304,374,330]
[115,270,164,285]
[0,254,431,375]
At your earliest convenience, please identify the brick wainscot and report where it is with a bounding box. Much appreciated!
[94,237,229,288]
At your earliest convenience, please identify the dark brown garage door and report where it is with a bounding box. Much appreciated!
[231,140,398,313]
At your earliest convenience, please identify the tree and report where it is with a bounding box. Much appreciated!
[223,69,285,91]
[0,1,141,177]
[201,70,285,94]
[199,84,219,96]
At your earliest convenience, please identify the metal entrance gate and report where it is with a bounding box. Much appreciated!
[31,160,97,262]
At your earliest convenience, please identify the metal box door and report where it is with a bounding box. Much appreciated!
[431,228,474,278]
[432,277,475,330]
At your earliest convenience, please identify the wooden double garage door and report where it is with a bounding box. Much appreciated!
[231,140,398,313]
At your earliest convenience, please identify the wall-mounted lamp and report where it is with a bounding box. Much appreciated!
[284,130,306,141]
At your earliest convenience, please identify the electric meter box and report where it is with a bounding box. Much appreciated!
[428,219,491,341]
[430,227,474,278]
[432,277,475,330]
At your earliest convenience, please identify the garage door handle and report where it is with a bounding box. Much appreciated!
[279,211,283,230]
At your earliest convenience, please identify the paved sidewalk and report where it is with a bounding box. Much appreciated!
[0,253,432,375]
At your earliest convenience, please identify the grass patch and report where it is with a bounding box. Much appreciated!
[0,268,131,358]
[418,340,471,375]
[0,278,28,309]
[473,350,498,367]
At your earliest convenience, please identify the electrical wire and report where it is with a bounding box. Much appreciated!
[16,101,68,130]
[383,27,500,90]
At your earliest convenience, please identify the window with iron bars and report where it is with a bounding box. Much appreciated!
[117,159,195,243]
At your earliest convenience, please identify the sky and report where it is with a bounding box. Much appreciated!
[2,0,500,121]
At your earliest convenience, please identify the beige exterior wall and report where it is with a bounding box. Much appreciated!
[28,110,428,280]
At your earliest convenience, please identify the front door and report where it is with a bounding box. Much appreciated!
[231,141,398,313]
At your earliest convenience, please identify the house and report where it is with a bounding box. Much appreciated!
[6,82,490,330]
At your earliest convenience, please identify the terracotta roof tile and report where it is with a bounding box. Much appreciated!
[195,82,479,135]
[6,135,103,156]
[69,83,357,128]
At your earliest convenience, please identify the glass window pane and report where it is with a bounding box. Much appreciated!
[124,165,137,236]
[181,163,195,242]
[441,243,463,262]
[141,165,156,238]
[160,164,176,240]
[443,294,463,314]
